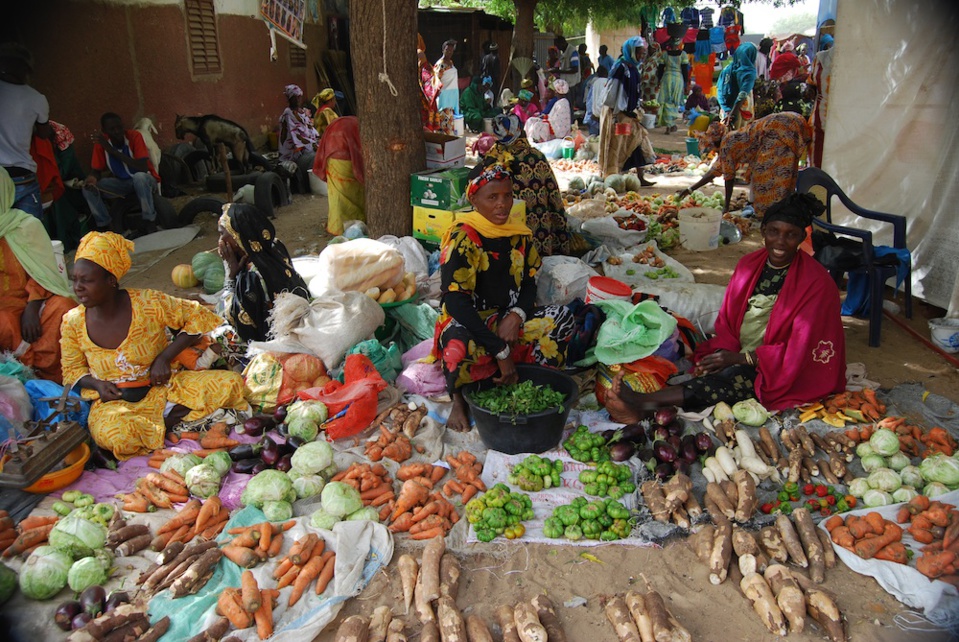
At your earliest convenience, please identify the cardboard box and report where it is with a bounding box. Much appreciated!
[410,167,472,210]
[413,199,527,246]
[424,132,466,169]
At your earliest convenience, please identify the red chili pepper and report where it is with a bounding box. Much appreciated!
[802,483,815,495]
[815,484,828,497]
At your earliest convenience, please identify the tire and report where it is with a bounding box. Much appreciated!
[155,196,179,229]
[254,171,287,218]
[177,196,228,226]
[158,153,191,187]
[183,150,212,181]
[167,142,198,158]
[248,151,273,171]
[205,171,259,193]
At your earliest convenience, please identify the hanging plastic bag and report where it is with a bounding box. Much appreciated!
[572,128,587,150]
[243,351,330,412]
[298,354,387,440]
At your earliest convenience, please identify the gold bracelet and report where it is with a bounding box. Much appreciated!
[744,351,755,367]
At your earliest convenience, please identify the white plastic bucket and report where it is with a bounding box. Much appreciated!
[453,115,465,136]
[51,240,67,282]
[929,318,959,354]
[483,117,494,134]
[642,113,657,129]
[585,276,632,304]
[678,207,722,251]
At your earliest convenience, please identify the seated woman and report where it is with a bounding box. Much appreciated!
[524,79,571,143]
[461,76,499,133]
[60,232,248,460]
[279,84,319,189]
[511,89,540,125]
[605,194,846,421]
[313,116,365,236]
[218,203,309,343]
[310,88,339,138]
[0,168,76,383]
[433,164,576,432]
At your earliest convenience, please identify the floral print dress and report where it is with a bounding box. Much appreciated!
[432,224,575,393]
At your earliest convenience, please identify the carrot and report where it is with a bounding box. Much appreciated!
[917,550,958,579]
[222,544,261,568]
[410,526,446,540]
[17,515,59,531]
[267,531,284,558]
[461,485,479,503]
[855,523,904,559]
[830,526,855,549]
[241,570,261,612]
[272,558,294,580]
[231,531,260,549]
[846,516,868,540]
[864,512,887,535]
[910,527,936,544]
[200,435,240,449]
[874,542,909,564]
[411,502,441,523]
[178,431,202,441]
[200,514,229,540]
[158,499,201,534]
[137,478,174,508]
[923,507,952,528]
[289,552,327,607]
[370,491,396,508]
[378,503,393,522]
[824,515,844,533]
[391,479,430,521]
[217,588,254,629]
[314,551,336,595]
[289,533,318,565]
[361,483,394,502]
[169,523,194,545]
[943,514,959,550]
[276,564,300,589]
[254,588,274,640]
[3,523,56,557]
[194,496,222,535]
[388,512,414,533]
[192,448,230,457]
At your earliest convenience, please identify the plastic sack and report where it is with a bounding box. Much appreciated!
[298,354,387,440]
[346,339,402,383]
[388,303,439,353]
[581,216,646,250]
[309,238,404,297]
[593,299,678,365]
[595,357,678,405]
[632,281,726,335]
[377,235,429,280]
[342,220,369,240]
[533,138,565,159]
[243,351,330,412]
[535,255,597,306]
[25,379,90,425]
[267,291,385,369]
[0,375,33,442]
[395,340,446,397]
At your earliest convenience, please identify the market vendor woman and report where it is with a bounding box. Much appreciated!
[60,232,249,460]
[605,193,846,420]
[433,164,576,433]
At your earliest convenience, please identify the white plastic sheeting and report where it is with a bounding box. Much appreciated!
[823,1,959,314]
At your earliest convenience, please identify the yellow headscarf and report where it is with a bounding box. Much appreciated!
[75,231,135,280]
[441,165,531,247]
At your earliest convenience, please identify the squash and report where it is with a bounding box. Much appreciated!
[568,176,586,191]
[604,173,626,193]
[171,264,198,288]
[624,173,643,193]
[191,250,220,281]
[202,260,226,294]
[587,180,606,196]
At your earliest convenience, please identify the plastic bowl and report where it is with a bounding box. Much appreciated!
[22,442,90,494]
[462,364,578,455]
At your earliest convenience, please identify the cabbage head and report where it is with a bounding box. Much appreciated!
[867,468,902,493]
[287,417,319,442]
[48,514,107,559]
[900,465,924,489]
[293,474,326,499]
[205,451,233,477]
[731,399,769,427]
[887,452,911,472]
[310,507,340,530]
[920,455,959,486]
[291,441,334,475]
[241,469,296,508]
[321,481,363,517]
[0,562,15,606]
[161,453,204,479]
[19,546,73,600]
[185,464,222,499]
[862,489,893,508]
[892,487,919,503]
[262,500,293,522]
[855,442,876,459]
[287,400,328,425]
[67,555,111,593]
[860,454,886,473]
[346,506,379,522]
[847,477,870,498]
[924,482,951,497]
[869,429,900,457]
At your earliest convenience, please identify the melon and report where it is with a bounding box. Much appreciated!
[202,260,226,294]
[191,251,220,281]
[171,264,198,288]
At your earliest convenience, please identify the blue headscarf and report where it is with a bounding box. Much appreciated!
[717,42,757,113]
[819,34,834,50]
[609,36,645,113]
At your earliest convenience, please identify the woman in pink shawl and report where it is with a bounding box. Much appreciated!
[605,193,845,418]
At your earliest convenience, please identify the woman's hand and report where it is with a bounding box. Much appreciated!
[148,355,173,387]
[494,356,518,386]
[497,312,523,345]
[676,187,691,200]
[218,237,245,280]
[94,379,123,402]
[20,301,43,344]
[696,349,746,375]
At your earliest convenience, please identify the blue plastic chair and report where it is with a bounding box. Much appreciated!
[796,167,912,347]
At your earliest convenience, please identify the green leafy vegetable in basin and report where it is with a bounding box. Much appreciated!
[471,380,566,416]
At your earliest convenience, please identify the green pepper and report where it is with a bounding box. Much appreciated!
[777,491,791,503]
[597,513,614,529]
[611,518,631,539]
[52,501,73,517]
[543,517,565,538]
[621,481,636,494]
[505,514,521,526]
[481,507,507,529]
[522,509,534,521]
[581,520,602,538]
[74,493,95,508]
[606,501,630,520]
[579,469,598,485]
[554,459,564,473]
[504,498,525,516]
[608,486,624,500]
[61,490,82,503]
[789,493,800,502]
[836,499,849,513]
[596,483,609,497]
[93,503,115,522]
[564,524,583,541]
[782,482,799,494]
[475,528,496,542]
[571,496,588,509]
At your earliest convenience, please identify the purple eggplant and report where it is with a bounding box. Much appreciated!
[80,585,106,617]
[104,591,129,613]
[55,601,82,631]
[275,453,294,473]
[286,435,307,451]
[232,458,261,474]
[674,459,692,476]
[278,438,297,458]
[601,429,617,442]
[240,415,274,437]
[694,432,713,453]
[665,420,684,438]
[653,461,674,481]
[654,407,678,427]
[72,613,93,630]
[608,441,636,462]
[260,436,280,466]
[250,461,268,475]
[620,423,646,444]
[680,440,699,463]
[274,405,288,423]
[666,434,682,452]
[228,443,261,461]
[651,426,670,443]
[652,440,677,463]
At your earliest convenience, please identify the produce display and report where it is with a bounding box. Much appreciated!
[798,388,886,425]
[604,578,692,642]
[470,380,566,415]
[564,424,613,463]
[641,472,702,529]
[508,454,564,491]
[464,484,534,542]
[578,461,637,499]
[543,496,632,541]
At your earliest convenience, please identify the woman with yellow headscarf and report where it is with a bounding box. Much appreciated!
[60,231,248,460]
[310,88,339,137]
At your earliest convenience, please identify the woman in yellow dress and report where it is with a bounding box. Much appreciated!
[60,232,248,460]
[310,88,339,138]
[312,116,364,236]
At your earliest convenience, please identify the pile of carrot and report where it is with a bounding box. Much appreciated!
[271,533,336,606]
[896,495,959,582]
[216,570,279,639]
[221,520,295,569]
[823,388,886,420]
[365,424,413,462]
[150,496,230,551]
[1,513,58,559]
[441,450,486,503]
[825,511,908,563]
[332,462,397,522]
[152,423,239,467]
[919,427,957,458]
[388,477,460,540]
[119,469,190,512]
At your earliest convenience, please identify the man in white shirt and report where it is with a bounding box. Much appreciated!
[0,43,52,218]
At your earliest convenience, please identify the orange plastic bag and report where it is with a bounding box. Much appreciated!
[297,354,387,440]
[595,356,678,406]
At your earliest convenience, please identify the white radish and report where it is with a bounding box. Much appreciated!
[715,447,740,477]
[702,467,716,484]
[736,430,758,459]
[704,457,729,482]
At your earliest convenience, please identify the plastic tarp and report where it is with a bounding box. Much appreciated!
[824,1,959,314]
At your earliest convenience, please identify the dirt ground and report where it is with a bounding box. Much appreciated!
[116,131,959,642]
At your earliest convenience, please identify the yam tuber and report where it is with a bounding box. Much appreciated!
[530,594,566,642]
[688,524,716,566]
[805,588,847,642]
[705,482,735,520]
[623,591,654,642]
[764,564,806,634]
[775,514,808,568]
[439,553,461,600]
[414,566,436,624]
[641,587,674,642]
[662,473,691,514]
[740,572,787,636]
[420,535,446,603]
[495,604,522,642]
[641,481,671,523]
[421,622,441,642]
[792,508,825,582]
[334,615,370,642]
[465,615,494,642]
[732,470,758,523]
[513,601,547,642]
[604,595,641,642]
[437,596,468,642]
[397,554,418,614]
[817,527,837,569]
[709,518,733,585]
[732,528,767,573]
[385,618,408,642]
[760,526,789,564]
[368,606,392,642]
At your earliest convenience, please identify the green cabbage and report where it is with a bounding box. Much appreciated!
[869,429,900,457]
[887,452,911,472]
[892,487,919,503]
[0,562,15,605]
[900,465,923,489]
[860,454,887,473]
[867,468,902,493]
[310,507,340,530]
[241,469,296,508]
[287,417,319,442]
[287,400,328,426]
[160,453,204,479]
[862,489,894,507]
[923,482,951,497]
[185,464,222,498]
[321,463,339,479]
[48,514,107,559]
[262,500,293,522]
[293,474,326,499]
[855,442,876,459]
[847,477,870,498]
[67,555,110,593]
[731,399,770,427]
[291,441,334,475]
[19,546,73,600]
[920,455,959,486]
[712,402,734,422]
[205,451,233,477]
[321,481,363,517]
[346,506,379,522]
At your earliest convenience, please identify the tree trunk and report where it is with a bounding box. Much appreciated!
[511,0,538,88]
[349,0,425,237]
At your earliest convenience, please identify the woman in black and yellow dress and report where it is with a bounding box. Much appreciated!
[432,164,575,432]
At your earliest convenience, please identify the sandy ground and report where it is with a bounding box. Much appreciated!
[114,131,959,641]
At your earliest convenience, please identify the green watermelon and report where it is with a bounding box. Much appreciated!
[191,251,220,281]
[202,260,226,294]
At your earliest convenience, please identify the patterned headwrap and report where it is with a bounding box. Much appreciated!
[492,114,523,144]
[763,193,825,230]
[521,78,534,89]
[318,88,335,103]
[75,231,135,280]
[466,163,511,198]
[552,79,569,95]
[518,89,534,102]
[701,120,727,154]
[284,84,303,99]
[49,121,75,152]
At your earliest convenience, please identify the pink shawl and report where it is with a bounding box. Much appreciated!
[694,249,846,411]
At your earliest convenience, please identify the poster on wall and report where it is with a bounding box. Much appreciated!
[260,0,307,47]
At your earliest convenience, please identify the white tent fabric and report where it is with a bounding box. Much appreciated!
[823,1,959,315]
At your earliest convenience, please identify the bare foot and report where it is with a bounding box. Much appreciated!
[639,176,657,187]
[604,373,646,424]
[446,393,472,432]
